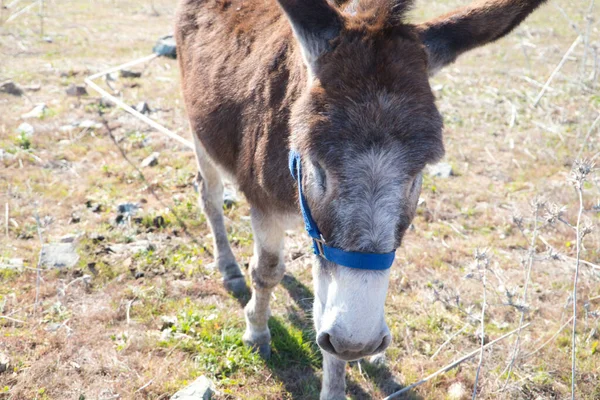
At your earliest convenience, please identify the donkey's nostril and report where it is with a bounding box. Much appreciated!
[317,332,336,354]
[373,333,392,354]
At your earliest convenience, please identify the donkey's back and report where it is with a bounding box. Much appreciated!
[175,0,304,213]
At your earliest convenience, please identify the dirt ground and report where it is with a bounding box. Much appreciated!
[1,0,599,399]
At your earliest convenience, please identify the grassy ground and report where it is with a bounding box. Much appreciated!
[1,0,599,399]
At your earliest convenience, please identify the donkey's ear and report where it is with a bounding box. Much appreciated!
[277,0,343,70]
[416,0,548,74]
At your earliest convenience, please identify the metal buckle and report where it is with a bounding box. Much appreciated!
[314,236,326,257]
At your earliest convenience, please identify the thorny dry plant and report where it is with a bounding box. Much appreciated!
[565,160,595,399]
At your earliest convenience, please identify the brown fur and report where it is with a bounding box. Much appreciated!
[176,0,305,214]
[176,0,547,218]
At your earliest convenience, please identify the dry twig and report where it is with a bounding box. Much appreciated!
[575,112,600,162]
[524,317,574,359]
[472,251,488,399]
[501,200,543,388]
[569,160,594,399]
[533,36,582,107]
[0,315,25,324]
[33,212,43,316]
[430,323,469,360]
[383,323,532,400]
[4,202,8,238]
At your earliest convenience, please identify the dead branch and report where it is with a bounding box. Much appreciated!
[383,323,532,400]
[533,36,582,107]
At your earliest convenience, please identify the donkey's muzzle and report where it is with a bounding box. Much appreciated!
[316,328,391,361]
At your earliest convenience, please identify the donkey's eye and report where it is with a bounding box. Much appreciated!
[409,173,423,195]
[313,162,327,191]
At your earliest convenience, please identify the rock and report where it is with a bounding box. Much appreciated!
[427,162,453,178]
[117,202,139,215]
[153,35,177,59]
[98,98,114,108]
[120,70,142,78]
[60,70,80,78]
[109,240,154,255]
[0,352,9,374]
[87,262,98,275]
[134,101,151,115]
[60,234,77,243]
[0,80,23,96]
[141,152,159,168]
[43,36,53,43]
[160,315,177,330]
[78,120,103,130]
[0,258,23,271]
[21,104,47,119]
[160,329,173,341]
[24,84,41,92]
[86,200,103,213]
[90,233,105,243]
[399,276,410,290]
[16,122,35,136]
[447,382,467,400]
[66,84,88,97]
[45,323,62,332]
[171,376,215,400]
[60,124,77,133]
[40,243,79,269]
[0,149,15,161]
[116,202,140,224]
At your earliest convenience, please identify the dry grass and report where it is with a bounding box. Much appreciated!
[1,0,599,399]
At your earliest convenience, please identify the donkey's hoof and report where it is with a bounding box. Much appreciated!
[245,340,272,359]
[223,276,248,295]
[243,330,271,359]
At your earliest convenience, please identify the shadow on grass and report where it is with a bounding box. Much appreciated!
[358,358,424,400]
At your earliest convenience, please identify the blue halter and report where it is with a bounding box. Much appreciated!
[288,150,396,270]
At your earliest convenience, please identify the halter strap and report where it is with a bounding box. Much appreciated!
[289,150,395,270]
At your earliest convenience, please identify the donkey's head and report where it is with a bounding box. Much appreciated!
[282,0,547,361]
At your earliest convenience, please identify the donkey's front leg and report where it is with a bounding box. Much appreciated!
[243,209,286,358]
[193,136,246,294]
[321,352,347,400]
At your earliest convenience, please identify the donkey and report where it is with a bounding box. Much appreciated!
[175,0,547,397]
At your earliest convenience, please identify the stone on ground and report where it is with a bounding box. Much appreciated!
[0,352,9,373]
[0,80,23,96]
[0,258,24,271]
[141,152,159,168]
[134,101,151,115]
[21,104,47,119]
[171,376,215,400]
[17,122,35,136]
[66,84,88,97]
[154,35,177,59]
[120,69,142,78]
[427,162,453,178]
[447,382,467,400]
[40,243,79,268]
